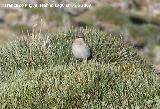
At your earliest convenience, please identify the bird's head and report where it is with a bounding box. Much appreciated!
[76,32,85,38]
[73,33,87,45]
[74,37,84,44]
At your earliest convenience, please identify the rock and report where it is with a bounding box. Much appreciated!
[152,45,160,64]
[5,12,21,26]
[0,29,14,42]
[133,43,146,50]
[0,17,5,23]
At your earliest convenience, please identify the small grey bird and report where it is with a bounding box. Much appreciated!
[72,33,92,60]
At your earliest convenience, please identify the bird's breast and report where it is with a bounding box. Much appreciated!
[72,43,91,59]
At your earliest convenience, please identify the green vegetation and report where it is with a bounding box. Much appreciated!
[27,7,63,23]
[127,23,160,44]
[74,10,96,27]
[78,6,130,27]
[27,7,44,15]
[0,28,160,108]
[93,5,160,46]
[11,24,32,34]
[95,6,129,26]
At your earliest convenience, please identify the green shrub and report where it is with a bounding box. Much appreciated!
[0,28,159,108]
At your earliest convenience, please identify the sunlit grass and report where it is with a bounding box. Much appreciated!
[0,28,160,108]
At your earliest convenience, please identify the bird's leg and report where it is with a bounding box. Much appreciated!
[76,59,78,66]
[83,59,88,65]
[85,59,87,63]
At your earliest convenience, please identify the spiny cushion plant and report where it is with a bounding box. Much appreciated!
[0,28,160,108]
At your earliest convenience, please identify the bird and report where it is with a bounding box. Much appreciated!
[72,33,92,60]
